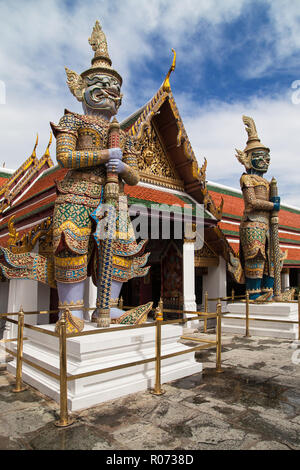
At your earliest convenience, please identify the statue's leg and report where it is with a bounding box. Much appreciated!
[261,259,274,299]
[53,201,92,331]
[110,280,124,320]
[240,222,268,300]
[244,258,264,300]
[261,275,274,295]
[109,278,153,324]
[57,280,85,320]
[245,277,262,300]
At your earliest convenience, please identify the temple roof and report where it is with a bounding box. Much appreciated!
[121,86,220,214]
[0,135,53,216]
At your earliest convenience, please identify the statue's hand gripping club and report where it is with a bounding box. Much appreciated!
[106,148,125,175]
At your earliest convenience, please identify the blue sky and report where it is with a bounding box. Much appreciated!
[0,0,300,205]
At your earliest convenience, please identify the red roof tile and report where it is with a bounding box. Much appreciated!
[16,168,67,206]
[124,185,188,207]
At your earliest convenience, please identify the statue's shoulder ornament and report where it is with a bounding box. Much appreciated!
[50,109,82,138]
[240,173,269,190]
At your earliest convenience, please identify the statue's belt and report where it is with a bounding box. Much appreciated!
[69,171,106,184]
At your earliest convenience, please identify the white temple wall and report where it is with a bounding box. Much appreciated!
[202,257,227,312]
[0,281,9,315]
[0,281,9,361]
[281,269,290,291]
[183,240,196,312]
[37,282,50,325]
[7,279,39,339]
[84,277,97,321]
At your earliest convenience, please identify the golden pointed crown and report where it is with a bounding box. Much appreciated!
[65,20,122,101]
[88,20,112,67]
[235,115,269,169]
[242,115,269,153]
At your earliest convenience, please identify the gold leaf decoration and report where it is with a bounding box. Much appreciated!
[65,67,84,101]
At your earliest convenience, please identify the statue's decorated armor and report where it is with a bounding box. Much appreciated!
[239,173,274,291]
[50,110,149,285]
[235,116,280,300]
[0,21,153,330]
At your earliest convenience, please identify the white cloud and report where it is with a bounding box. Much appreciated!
[0,0,249,165]
[242,0,300,78]
[182,92,300,207]
[268,0,300,59]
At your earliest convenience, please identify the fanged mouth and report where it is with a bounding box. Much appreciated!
[93,89,119,102]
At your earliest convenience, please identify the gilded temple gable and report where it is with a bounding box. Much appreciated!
[137,124,184,190]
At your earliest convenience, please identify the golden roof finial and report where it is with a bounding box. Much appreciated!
[163,49,176,93]
[31,134,39,159]
[8,215,19,249]
[44,132,53,157]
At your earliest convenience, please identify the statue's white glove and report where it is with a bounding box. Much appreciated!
[106,159,126,174]
[108,148,123,161]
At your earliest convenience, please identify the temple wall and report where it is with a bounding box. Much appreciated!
[183,240,196,312]
[7,279,39,339]
[84,277,97,321]
[37,283,50,325]
[0,281,9,361]
[281,269,290,291]
[202,257,227,313]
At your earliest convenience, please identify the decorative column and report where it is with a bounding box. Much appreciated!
[6,241,40,338]
[183,239,197,312]
[203,257,227,312]
[0,281,9,363]
[37,283,50,325]
[6,279,38,339]
[281,268,290,292]
[84,277,97,321]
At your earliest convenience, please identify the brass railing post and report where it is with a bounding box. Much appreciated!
[298,294,300,341]
[231,288,235,302]
[55,309,74,427]
[245,291,251,338]
[151,301,165,396]
[12,306,26,393]
[216,300,223,373]
[204,291,208,333]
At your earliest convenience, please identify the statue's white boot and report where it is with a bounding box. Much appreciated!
[55,280,85,333]
[92,280,153,325]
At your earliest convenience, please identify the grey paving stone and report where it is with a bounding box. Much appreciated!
[0,332,299,450]
[28,423,117,450]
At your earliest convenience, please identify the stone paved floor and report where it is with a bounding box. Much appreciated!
[0,333,299,450]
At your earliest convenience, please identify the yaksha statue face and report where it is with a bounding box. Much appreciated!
[83,73,122,115]
[235,116,270,174]
[64,21,123,118]
[250,149,270,174]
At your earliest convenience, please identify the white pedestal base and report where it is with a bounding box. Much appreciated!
[222,302,298,340]
[7,322,202,411]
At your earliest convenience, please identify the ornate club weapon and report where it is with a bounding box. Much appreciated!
[91,117,120,327]
[270,177,281,300]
